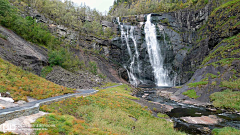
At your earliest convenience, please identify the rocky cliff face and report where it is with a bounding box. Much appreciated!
[0,26,48,75]
[108,4,212,86]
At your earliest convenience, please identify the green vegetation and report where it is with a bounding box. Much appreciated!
[48,48,84,72]
[212,127,240,135]
[161,18,170,25]
[210,89,240,111]
[202,34,240,66]
[0,0,87,73]
[0,33,7,40]
[0,0,59,47]
[9,0,116,40]
[37,84,184,135]
[221,79,240,90]
[0,58,73,101]
[187,81,208,87]
[175,86,183,89]
[40,66,53,78]
[110,0,231,16]
[157,113,170,118]
[206,73,218,79]
[88,61,98,75]
[183,89,200,99]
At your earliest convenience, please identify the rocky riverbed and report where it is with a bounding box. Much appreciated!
[136,89,240,134]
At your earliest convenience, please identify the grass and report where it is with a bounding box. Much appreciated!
[212,127,240,135]
[210,89,240,111]
[187,81,208,87]
[0,58,73,101]
[201,34,240,66]
[157,113,170,118]
[36,84,184,135]
[221,78,240,90]
[182,89,200,99]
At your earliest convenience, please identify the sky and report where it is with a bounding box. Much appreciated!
[70,0,115,14]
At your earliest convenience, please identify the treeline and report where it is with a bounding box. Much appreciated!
[10,0,115,39]
[109,0,231,16]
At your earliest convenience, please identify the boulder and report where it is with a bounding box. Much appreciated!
[180,115,222,125]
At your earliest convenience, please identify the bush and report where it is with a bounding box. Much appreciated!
[41,66,53,78]
[88,61,98,75]
[48,48,83,72]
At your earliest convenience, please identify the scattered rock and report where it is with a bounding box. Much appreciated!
[46,66,104,89]
[0,97,14,103]
[169,95,182,102]
[0,100,18,109]
[180,115,222,125]
[27,96,37,102]
[157,91,173,98]
[142,93,149,98]
[207,108,217,112]
[16,100,27,105]
[197,127,211,134]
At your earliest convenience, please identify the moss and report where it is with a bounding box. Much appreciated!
[220,78,240,90]
[201,34,240,66]
[187,81,208,87]
[157,113,170,118]
[183,89,200,99]
[210,89,240,111]
[206,73,218,79]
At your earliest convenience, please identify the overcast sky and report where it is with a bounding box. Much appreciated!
[70,0,114,13]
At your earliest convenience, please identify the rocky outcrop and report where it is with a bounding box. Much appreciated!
[109,4,211,85]
[0,26,48,75]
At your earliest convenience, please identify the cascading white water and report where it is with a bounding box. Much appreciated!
[144,14,172,86]
[117,18,139,86]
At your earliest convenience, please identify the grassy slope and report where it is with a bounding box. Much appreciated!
[185,0,240,111]
[36,84,184,135]
[0,58,73,101]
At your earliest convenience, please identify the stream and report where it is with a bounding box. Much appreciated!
[137,90,240,134]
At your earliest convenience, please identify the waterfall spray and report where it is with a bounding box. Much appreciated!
[144,14,172,86]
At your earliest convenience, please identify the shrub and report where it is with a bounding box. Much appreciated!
[0,33,7,40]
[48,48,82,72]
[88,61,98,75]
[40,66,53,78]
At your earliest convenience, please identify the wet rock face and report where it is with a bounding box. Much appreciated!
[0,26,48,75]
[110,5,211,85]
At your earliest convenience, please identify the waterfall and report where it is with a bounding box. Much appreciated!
[144,14,172,86]
[117,18,140,86]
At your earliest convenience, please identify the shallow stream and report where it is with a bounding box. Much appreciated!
[137,90,240,134]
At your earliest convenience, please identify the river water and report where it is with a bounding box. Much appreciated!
[137,90,240,134]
